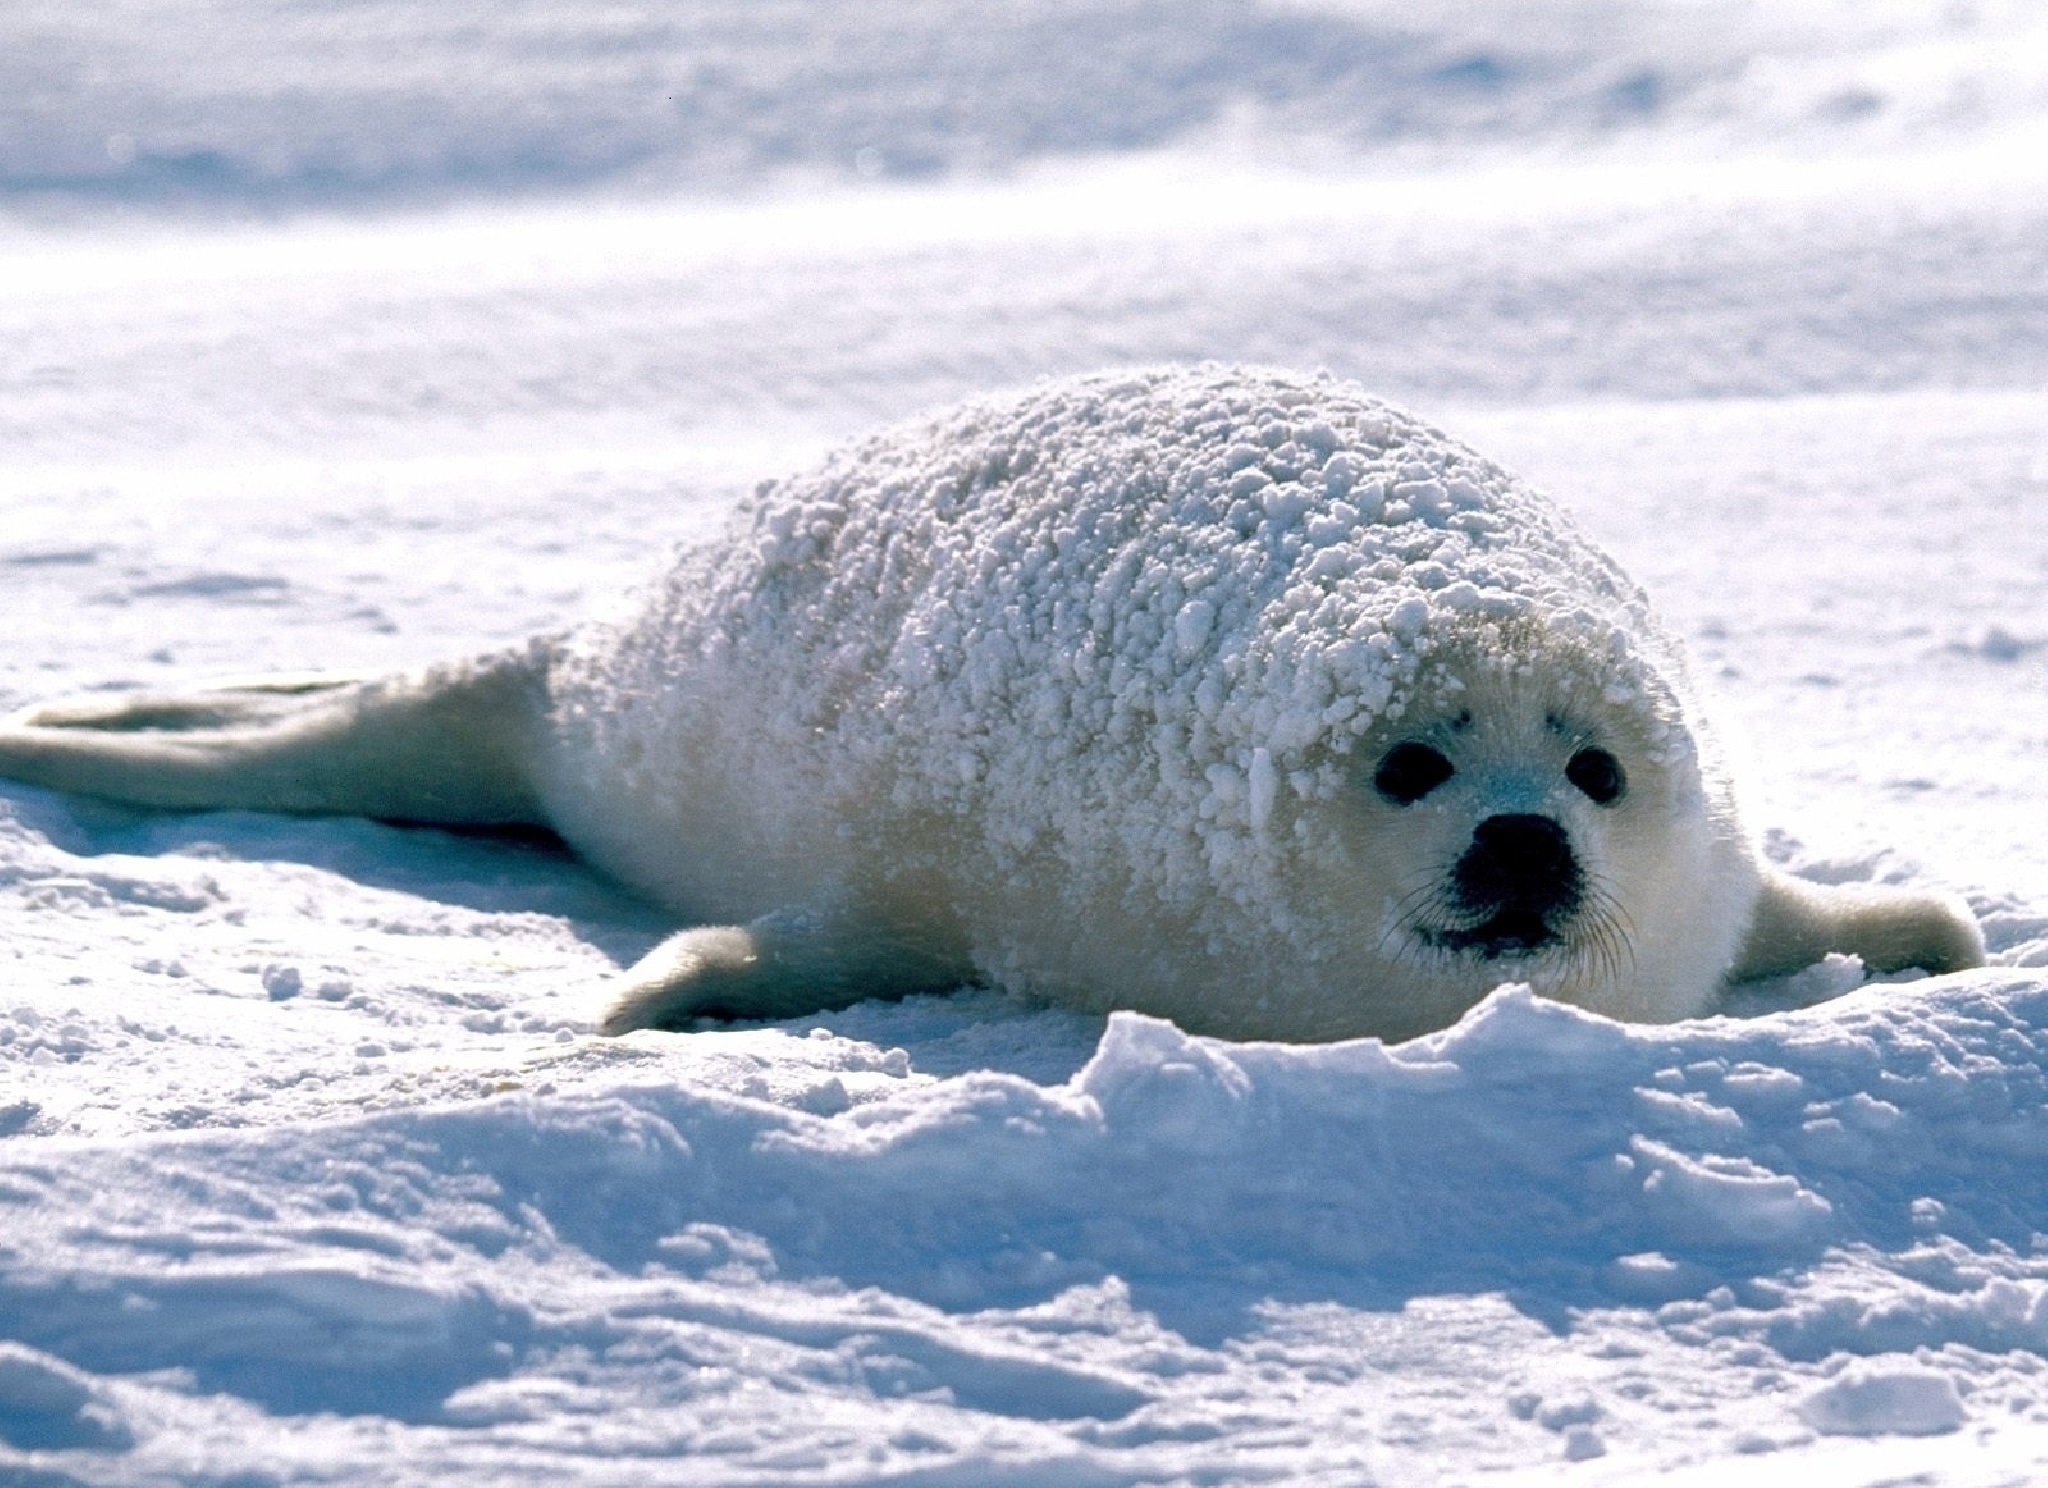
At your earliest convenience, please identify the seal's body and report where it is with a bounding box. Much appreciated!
[0,368,1985,1039]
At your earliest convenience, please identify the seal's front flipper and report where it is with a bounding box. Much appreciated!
[1731,872,1986,984]
[600,910,973,1034]
[0,651,548,827]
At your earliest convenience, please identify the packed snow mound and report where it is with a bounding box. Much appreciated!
[6,974,2048,1478]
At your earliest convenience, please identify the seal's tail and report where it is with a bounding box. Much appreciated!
[0,649,550,826]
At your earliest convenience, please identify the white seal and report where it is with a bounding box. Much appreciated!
[0,367,1984,1041]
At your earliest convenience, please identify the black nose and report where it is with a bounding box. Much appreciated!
[1453,813,1579,914]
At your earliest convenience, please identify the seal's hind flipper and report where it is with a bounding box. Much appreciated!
[0,651,549,827]
[14,675,360,733]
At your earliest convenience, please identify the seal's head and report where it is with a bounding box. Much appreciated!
[1374,725,1610,965]
[1329,617,1747,1036]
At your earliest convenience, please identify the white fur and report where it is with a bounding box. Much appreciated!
[0,366,1984,1039]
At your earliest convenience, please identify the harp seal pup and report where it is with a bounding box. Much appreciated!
[0,366,1984,1042]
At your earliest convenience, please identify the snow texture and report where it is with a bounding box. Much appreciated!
[4,1,2048,1484]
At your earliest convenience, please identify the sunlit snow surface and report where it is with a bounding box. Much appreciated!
[4,3,2048,1483]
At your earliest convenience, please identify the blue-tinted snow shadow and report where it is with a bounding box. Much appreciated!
[7,975,2047,1423]
[2,780,1106,1084]
[0,6,1689,218]
[469,975,2048,1348]
[0,1275,527,1425]
[2,782,674,965]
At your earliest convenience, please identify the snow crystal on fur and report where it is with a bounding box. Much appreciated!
[547,365,1693,989]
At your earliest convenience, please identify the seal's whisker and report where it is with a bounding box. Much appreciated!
[1377,877,1449,959]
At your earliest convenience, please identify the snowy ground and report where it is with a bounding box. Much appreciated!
[4,3,2048,1483]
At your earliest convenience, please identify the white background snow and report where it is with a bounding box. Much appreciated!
[3,1,2048,1482]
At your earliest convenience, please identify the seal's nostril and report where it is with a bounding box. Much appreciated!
[1470,813,1572,873]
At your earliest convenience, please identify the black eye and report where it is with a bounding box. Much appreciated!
[1374,742,1455,805]
[1567,747,1625,805]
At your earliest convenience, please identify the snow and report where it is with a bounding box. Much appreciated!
[1798,1360,1971,1438]
[4,1,2048,1483]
